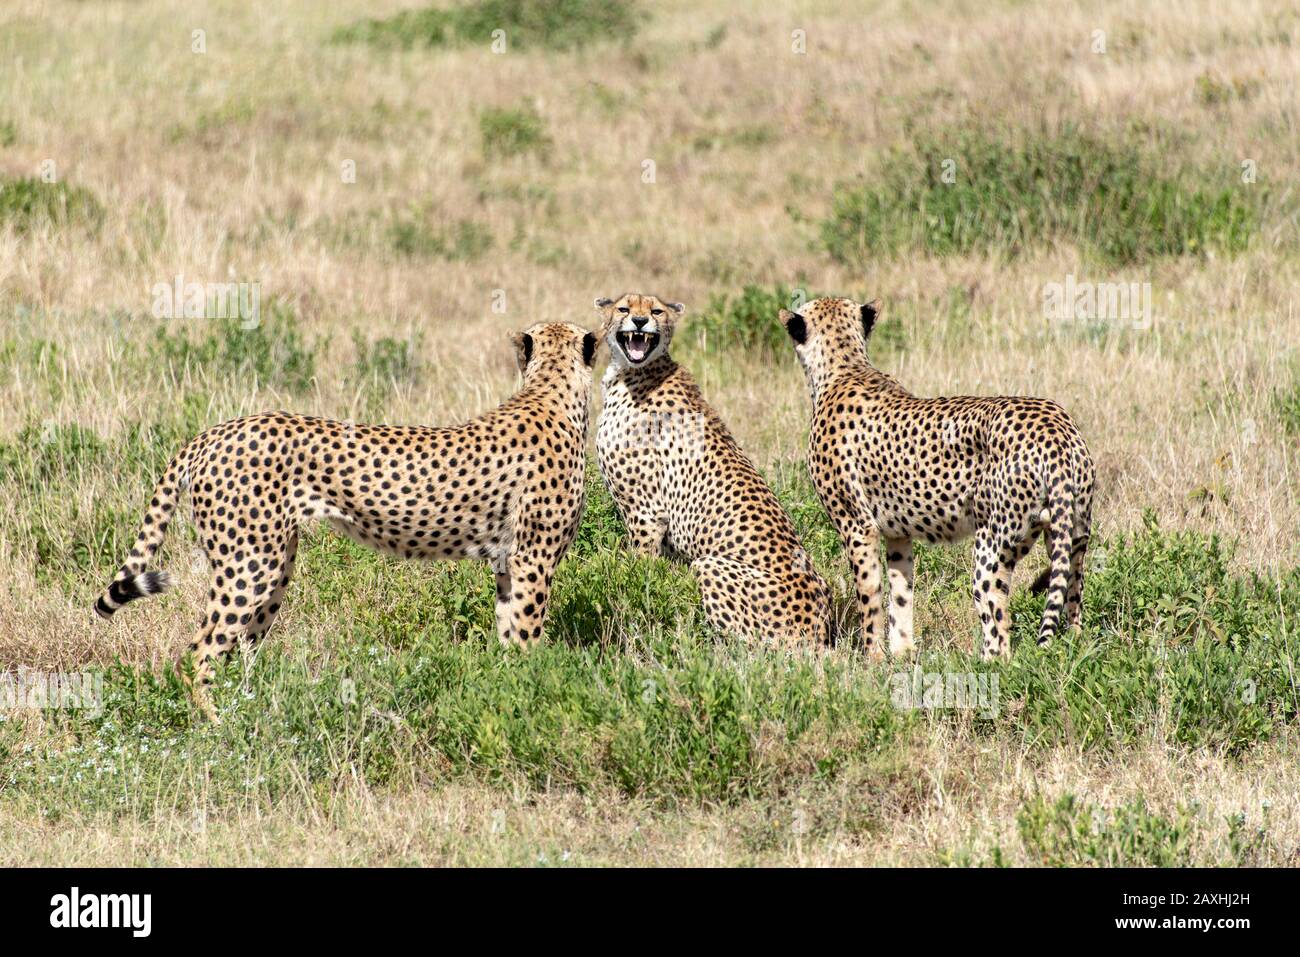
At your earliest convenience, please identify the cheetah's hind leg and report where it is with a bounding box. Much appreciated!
[181,541,289,723]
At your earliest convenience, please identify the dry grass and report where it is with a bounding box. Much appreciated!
[3,730,1296,866]
[1,0,1297,866]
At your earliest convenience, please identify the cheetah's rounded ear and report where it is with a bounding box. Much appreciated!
[511,331,534,373]
[594,297,614,311]
[666,301,684,314]
[861,299,882,339]
[780,308,807,346]
[582,331,598,366]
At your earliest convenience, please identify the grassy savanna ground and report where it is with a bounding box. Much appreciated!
[1,0,1298,865]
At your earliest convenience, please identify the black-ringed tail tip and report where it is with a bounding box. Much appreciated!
[94,571,174,619]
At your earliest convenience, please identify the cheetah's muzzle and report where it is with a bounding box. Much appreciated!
[616,330,659,364]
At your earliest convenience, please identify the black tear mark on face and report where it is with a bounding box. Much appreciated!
[521,333,534,366]
[582,332,597,366]
[861,301,879,339]
[785,312,808,345]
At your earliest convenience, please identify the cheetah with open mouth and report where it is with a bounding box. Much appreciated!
[596,293,832,644]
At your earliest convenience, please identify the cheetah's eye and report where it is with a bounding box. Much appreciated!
[618,306,630,314]
[651,309,664,317]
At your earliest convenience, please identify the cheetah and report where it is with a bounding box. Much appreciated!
[94,322,599,720]
[595,293,832,644]
[779,296,1094,660]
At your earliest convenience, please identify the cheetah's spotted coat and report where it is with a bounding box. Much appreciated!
[781,297,1094,660]
[95,322,598,720]
[596,293,832,644]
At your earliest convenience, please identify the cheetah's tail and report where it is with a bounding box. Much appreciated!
[1028,566,1051,594]
[1035,479,1075,644]
[93,443,192,619]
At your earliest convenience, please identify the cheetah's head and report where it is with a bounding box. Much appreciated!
[594,293,684,370]
[510,321,600,386]
[779,296,882,382]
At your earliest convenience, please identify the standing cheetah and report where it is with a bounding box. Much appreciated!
[779,297,1094,660]
[595,293,832,644]
[94,322,599,720]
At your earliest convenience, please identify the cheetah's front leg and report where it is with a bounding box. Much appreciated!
[495,550,555,648]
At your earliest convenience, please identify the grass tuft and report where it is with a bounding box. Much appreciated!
[146,303,317,392]
[820,125,1260,265]
[0,177,103,235]
[480,103,552,159]
[333,0,643,52]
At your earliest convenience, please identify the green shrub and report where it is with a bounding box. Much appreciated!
[6,453,1300,820]
[147,303,317,392]
[480,103,551,159]
[821,126,1259,265]
[350,330,425,390]
[0,176,103,234]
[685,284,807,354]
[333,0,642,52]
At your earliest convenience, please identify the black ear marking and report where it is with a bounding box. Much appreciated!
[521,333,534,366]
[582,332,597,366]
[861,299,881,339]
[785,312,807,345]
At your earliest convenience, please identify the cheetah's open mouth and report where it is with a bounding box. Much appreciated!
[616,330,660,364]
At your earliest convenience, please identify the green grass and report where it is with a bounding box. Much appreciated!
[0,176,103,234]
[1016,793,1196,866]
[480,103,551,159]
[684,284,806,355]
[389,213,493,260]
[2,460,1298,823]
[350,330,425,389]
[1274,371,1300,435]
[820,125,1261,265]
[682,284,906,362]
[145,303,317,392]
[333,0,643,52]
[0,401,214,587]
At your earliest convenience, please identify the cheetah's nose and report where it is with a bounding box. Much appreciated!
[631,316,649,329]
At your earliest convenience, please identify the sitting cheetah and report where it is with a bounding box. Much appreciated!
[595,293,832,644]
[779,297,1094,660]
[94,322,598,720]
